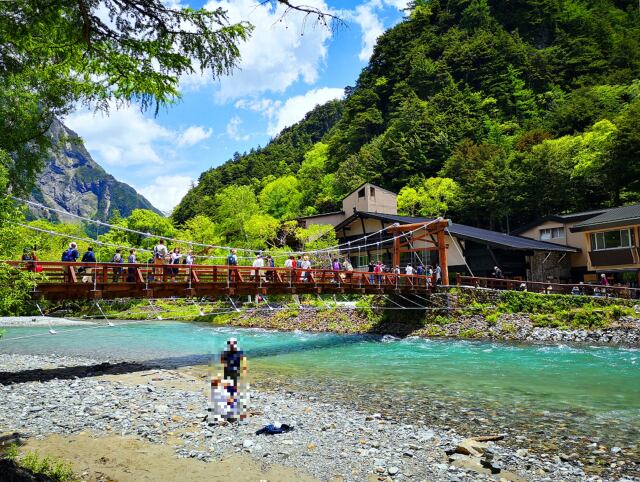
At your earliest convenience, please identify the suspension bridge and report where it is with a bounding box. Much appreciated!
[5,210,453,301]
[8,261,444,301]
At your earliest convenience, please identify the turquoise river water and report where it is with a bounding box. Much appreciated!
[1,321,639,472]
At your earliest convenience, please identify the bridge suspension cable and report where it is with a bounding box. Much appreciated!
[12,197,440,258]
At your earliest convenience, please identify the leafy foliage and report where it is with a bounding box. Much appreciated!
[0,263,41,316]
[16,450,75,482]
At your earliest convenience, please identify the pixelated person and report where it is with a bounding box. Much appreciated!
[221,337,246,385]
[209,337,249,423]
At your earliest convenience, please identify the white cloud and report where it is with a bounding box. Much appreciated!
[226,116,250,141]
[65,106,173,166]
[236,87,344,136]
[381,0,411,9]
[345,0,410,62]
[177,125,213,146]
[267,87,344,135]
[137,175,194,213]
[352,2,385,62]
[198,0,333,102]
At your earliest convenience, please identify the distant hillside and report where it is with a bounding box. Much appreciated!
[28,118,161,222]
[172,99,344,224]
[174,0,640,231]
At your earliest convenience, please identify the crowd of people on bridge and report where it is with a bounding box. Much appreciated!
[20,240,441,286]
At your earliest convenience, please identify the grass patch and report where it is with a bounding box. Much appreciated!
[529,306,625,330]
[458,328,480,338]
[3,446,76,482]
[501,322,517,334]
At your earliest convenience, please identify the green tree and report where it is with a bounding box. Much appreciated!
[397,187,421,217]
[126,209,176,247]
[295,224,337,252]
[259,176,303,220]
[398,178,461,218]
[0,0,252,193]
[244,214,280,249]
[176,215,222,255]
[213,185,258,243]
[610,99,640,204]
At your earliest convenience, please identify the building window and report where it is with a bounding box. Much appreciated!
[590,229,633,251]
[358,188,365,198]
[370,187,375,197]
[540,227,565,240]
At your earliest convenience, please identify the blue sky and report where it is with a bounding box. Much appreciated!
[65,0,410,213]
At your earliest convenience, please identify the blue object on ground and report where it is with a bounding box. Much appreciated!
[255,423,294,435]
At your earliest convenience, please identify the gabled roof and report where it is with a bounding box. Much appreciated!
[342,182,397,200]
[336,212,579,253]
[297,211,344,220]
[510,208,609,235]
[571,204,640,232]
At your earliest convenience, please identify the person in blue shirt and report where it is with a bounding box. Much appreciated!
[81,246,96,263]
[61,242,79,262]
[80,246,96,283]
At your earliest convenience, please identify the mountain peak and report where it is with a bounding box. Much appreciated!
[29,117,162,223]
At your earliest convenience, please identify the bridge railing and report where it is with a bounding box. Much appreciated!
[4,261,437,291]
[456,275,640,300]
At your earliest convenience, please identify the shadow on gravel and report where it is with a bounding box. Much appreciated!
[0,362,152,386]
[0,335,371,385]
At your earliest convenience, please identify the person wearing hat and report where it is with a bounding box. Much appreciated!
[252,253,265,282]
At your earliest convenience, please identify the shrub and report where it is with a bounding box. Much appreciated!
[424,325,446,337]
[18,451,75,481]
[432,314,452,325]
[459,328,480,338]
[0,262,43,316]
[485,312,499,325]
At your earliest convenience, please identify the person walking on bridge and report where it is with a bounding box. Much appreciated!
[252,253,264,282]
[435,264,442,285]
[126,249,136,282]
[80,246,96,283]
[170,247,181,282]
[111,248,124,282]
[153,239,168,281]
[227,249,238,282]
[61,242,79,262]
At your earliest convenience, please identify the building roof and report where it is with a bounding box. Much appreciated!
[336,212,579,253]
[343,182,397,200]
[297,211,344,221]
[510,208,609,235]
[571,203,640,232]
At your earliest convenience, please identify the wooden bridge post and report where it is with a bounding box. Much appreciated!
[393,236,400,269]
[437,229,449,285]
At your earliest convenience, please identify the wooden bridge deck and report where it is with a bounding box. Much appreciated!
[7,262,438,301]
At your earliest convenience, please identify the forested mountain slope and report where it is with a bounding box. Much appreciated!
[174,0,640,232]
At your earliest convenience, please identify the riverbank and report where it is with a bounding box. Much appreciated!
[50,288,640,346]
[0,316,95,327]
[204,307,640,346]
[0,353,626,482]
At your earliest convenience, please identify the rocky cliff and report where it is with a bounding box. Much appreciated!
[29,118,161,222]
